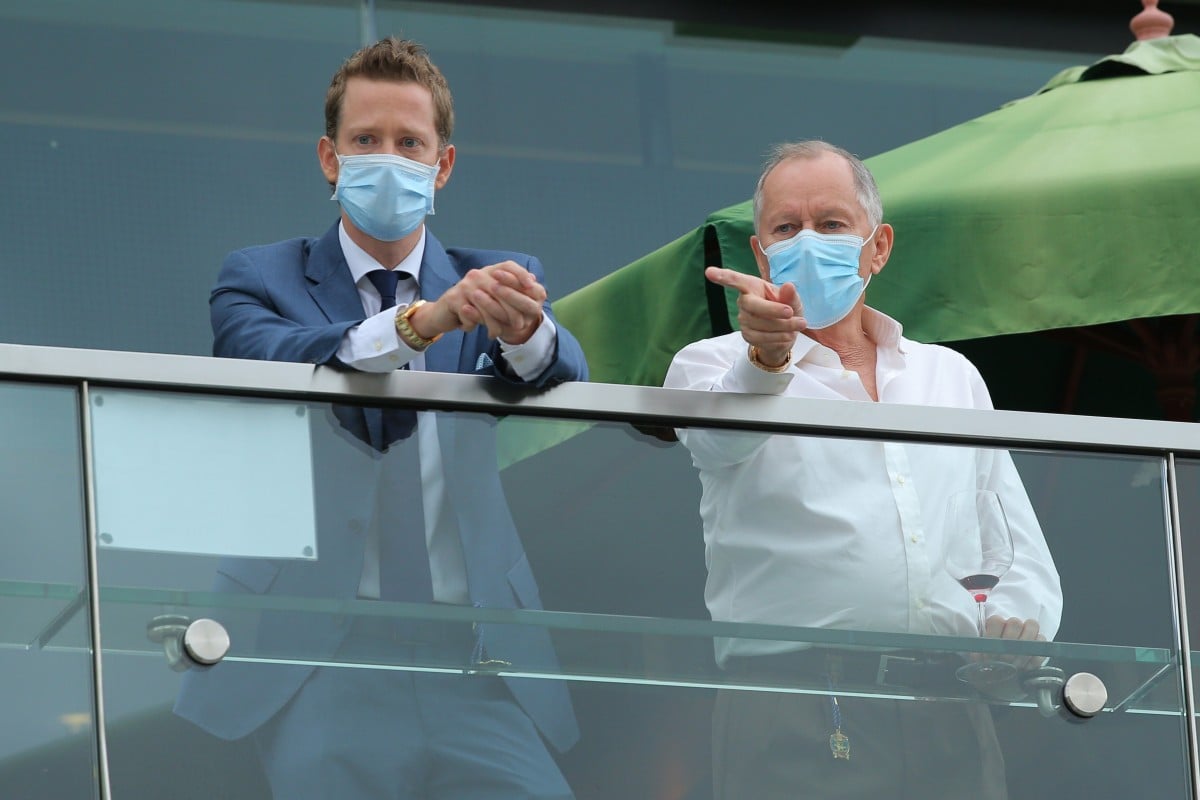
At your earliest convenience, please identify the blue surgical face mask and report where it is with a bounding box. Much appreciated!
[332,152,438,242]
[760,226,877,329]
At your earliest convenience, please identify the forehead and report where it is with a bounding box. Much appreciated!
[759,153,861,218]
[339,77,437,131]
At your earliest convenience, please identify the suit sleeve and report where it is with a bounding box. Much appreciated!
[487,255,588,388]
[210,248,358,364]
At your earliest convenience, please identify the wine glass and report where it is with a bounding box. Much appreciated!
[944,489,1016,685]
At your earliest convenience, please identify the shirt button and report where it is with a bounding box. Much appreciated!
[896,475,906,485]
[916,599,926,610]
[910,535,920,543]
[373,340,383,352]
[389,354,399,362]
[840,370,851,379]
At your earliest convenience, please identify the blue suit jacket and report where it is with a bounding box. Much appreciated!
[174,223,586,753]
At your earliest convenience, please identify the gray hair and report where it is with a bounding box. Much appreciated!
[751,140,883,234]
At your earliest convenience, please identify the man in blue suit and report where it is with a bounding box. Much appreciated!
[174,36,587,799]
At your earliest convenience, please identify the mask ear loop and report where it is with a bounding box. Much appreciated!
[859,224,881,292]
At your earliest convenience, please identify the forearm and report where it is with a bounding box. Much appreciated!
[982,450,1063,638]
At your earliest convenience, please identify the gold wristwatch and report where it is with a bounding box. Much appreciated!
[747,344,792,373]
[394,300,442,352]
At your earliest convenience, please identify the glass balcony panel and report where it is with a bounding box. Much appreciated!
[0,382,97,799]
[85,388,1189,798]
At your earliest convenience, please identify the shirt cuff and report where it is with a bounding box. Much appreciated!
[335,306,421,373]
[716,346,795,395]
[498,315,557,381]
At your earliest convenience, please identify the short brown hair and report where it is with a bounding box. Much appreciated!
[324,37,455,148]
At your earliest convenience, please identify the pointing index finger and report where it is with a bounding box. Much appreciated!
[705,266,767,296]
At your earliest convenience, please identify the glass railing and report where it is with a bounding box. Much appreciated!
[2,342,1198,799]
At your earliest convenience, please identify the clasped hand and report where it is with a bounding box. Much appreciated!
[417,261,546,344]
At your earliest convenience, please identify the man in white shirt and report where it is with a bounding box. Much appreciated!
[664,140,1061,799]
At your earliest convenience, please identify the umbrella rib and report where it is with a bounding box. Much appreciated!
[1059,343,1088,415]
[1180,315,1200,368]
[1126,319,1160,352]
[1068,325,1145,362]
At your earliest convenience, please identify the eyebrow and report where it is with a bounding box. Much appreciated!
[765,202,858,224]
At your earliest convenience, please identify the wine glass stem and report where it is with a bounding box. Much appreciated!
[976,600,987,638]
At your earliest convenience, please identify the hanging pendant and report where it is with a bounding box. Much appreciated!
[829,728,851,760]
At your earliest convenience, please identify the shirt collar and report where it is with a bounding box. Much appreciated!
[337,221,426,285]
[795,305,909,368]
[863,306,907,355]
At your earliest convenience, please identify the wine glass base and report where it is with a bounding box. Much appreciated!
[956,660,1018,689]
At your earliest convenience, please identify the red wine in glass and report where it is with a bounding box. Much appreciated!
[958,573,1001,601]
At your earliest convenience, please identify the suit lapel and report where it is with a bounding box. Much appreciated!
[306,221,384,448]
[306,222,365,324]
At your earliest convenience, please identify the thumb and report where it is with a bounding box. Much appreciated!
[776,281,804,315]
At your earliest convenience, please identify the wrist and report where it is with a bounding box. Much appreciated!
[395,300,443,351]
[747,344,792,372]
[503,313,543,346]
[406,300,447,341]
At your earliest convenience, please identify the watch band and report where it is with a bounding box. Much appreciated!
[394,300,442,352]
[748,344,792,373]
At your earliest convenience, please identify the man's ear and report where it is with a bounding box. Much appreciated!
[869,223,894,275]
[434,144,456,190]
[318,136,339,188]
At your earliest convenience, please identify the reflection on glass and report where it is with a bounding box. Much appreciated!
[72,396,1191,800]
[0,382,97,799]
[117,396,578,800]
[502,419,1188,798]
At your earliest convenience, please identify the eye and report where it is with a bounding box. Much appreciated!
[354,134,374,146]
[773,223,795,235]
[821,220,847,232]
[400,137,421,149]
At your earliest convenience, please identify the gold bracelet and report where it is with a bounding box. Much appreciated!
[394,300,442,352]
[748,344,792,373]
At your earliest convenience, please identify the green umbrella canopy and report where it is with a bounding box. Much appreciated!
[858,33,1200,344]
[552,33,1200,419]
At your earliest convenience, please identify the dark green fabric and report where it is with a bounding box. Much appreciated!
[1036,32,1200,93]
[498,229,710,468]
[554,225,712,388]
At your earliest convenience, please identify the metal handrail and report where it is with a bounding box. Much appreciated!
[1,341,1198,455]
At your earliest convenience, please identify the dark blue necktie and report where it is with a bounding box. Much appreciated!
[366,270,432,603]
[376,436,434,603]
[367,269,406,312]
[366,269,417,447]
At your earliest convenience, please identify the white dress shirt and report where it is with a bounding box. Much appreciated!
[663,308,1062,664]
[332,223,557,604]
